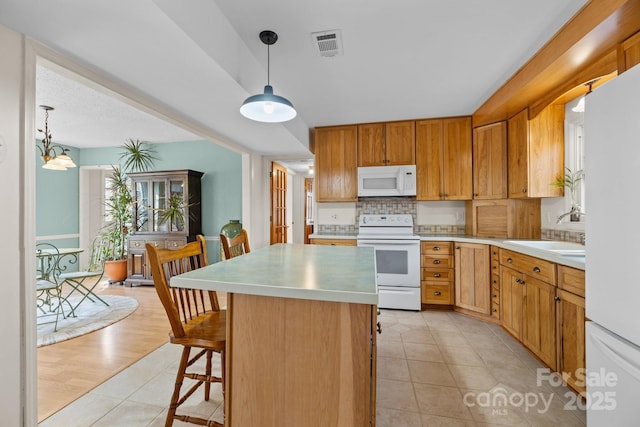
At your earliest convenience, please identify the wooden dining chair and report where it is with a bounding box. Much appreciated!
[220,228,251,260]
[146,235,225,427]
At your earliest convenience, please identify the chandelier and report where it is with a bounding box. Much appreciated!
[37,105,76,170]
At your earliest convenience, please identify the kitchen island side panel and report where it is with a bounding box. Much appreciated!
[226,293,375,427]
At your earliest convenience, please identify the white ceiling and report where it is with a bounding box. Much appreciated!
[2,0,588,157]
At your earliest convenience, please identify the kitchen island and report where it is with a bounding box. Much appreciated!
[171,243,378,427]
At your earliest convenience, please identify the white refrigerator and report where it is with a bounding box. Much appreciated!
[585,63,640,426]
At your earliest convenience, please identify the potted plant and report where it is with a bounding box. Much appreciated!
[551,166,584,221]
[158,193,187,232]
[101,139,158,283]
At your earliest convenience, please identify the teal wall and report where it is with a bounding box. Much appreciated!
[37,139,243,265]
[35,143,80,242]
[80,140,242,235]
[35,143,80,272]
[80,140,243,263]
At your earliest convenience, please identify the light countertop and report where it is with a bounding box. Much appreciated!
[309,233,585,270]
[171,243,378,305]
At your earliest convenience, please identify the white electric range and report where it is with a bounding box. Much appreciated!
[356,214,421,310]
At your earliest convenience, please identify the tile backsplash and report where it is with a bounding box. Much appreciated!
[316,198,584,243]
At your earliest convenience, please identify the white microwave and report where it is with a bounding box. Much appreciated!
[357,165,417,197]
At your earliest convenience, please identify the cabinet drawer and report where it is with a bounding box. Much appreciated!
[491,303,500,319]
[128,239,147,251]
[421,241,453,255]
[310,238,357,246]
[421,255,453,268]
[500,249,556,285]
[422,268,453,281]
[166,239,187,249]
[145,240,166,250]
[557,265,585,297]
[421,282,453,304]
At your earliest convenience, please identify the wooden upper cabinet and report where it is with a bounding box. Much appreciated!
[507,106,564,198]
[386,121,416,165]
[358,121,415,166]
[357,123,386,167]
[315,125,358,202]
[473,121,507,199]
[416,117,472,200]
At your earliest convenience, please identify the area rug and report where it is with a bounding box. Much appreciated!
[37,295,139,347]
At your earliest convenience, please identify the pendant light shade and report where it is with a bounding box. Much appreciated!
[240,30,296,123]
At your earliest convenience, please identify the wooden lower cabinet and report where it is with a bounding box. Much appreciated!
[310,238,356,246]
[421,241,454,305]
[226,293,376,426]
[490,246,501,320]
[557,289,586,395]
[501,265,557,370]
[557,265,586,395]
[522,276,557,371]
[501,266,524,337]
[454,243,490,315]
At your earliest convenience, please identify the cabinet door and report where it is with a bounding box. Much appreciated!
[385,121,415,165]
[442,117,473,200]
[508,109,530,198]
[315,126,358,202]
[454,243,490,314]
[557,289,586,394]
[523,275,557,370]
[501,267,524,337]
[508,107,564,198]
[415,119,444,200]
[527,104,564,198]
[357,123,386,167]
[473,121,507,199]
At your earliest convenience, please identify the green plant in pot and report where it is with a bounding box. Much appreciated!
[101,139,158,283]
[551,166,584,221]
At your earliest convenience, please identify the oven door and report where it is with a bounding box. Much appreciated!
[356,239,420,287]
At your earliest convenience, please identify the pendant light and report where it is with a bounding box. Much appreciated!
[240,30,297,123]
[37,105,77,171]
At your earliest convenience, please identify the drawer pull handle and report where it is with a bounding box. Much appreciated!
[433,291,441,296]
[433,246,440,251]
[492,294,497,298]
[492,266,497,269]
[492,308,497,312]
[554,296,561,302]
[492,280,497,284]
[507,258,513,263]
[377,321,382,334]
[533,266,541,273]
[433,259,441,265]
[433,273,441,278]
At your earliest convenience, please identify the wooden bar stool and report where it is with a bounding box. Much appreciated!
[219,229,251,260]
[146,235,226,427]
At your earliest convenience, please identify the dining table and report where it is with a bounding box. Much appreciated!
[170,243,379,426]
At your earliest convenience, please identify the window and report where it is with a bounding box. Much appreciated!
[564,99,585,217]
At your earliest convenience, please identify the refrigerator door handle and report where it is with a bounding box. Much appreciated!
[592,332,640,381]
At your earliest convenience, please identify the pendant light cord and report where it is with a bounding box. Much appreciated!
[267,43,270,86]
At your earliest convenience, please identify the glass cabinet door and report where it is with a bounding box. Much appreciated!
[134,180,150,232]
[169,179,186,232]
[153,179,167,232]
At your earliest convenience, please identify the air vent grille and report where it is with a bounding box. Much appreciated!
[311,30,343,57]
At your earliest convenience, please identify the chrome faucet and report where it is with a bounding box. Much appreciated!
[556,210,586,224]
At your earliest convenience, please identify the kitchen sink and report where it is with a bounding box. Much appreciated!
[504,240,585,256]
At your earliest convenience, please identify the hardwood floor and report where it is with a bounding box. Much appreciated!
[37,280,178,422]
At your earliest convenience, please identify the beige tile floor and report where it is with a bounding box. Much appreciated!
[39,309,586,426]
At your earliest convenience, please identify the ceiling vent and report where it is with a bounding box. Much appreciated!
[311,30,343,57]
